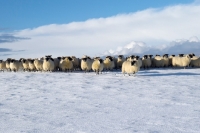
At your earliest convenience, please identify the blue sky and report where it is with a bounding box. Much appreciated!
[0,0,194,30]
[1,0,200,59]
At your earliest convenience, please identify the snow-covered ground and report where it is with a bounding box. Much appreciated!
[1,68,200,133]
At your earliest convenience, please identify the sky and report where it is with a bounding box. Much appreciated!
[0,0,200,59]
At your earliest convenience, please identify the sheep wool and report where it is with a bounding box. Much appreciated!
[190,56,200,67]
[71,56,80,70]
[172,54,192,68]
[59,56,73,72]
[6,58,11,71]
[103,56,115,71]
[169,55,175,67]
[28,59,36,71]
[122,60,140,76]
[142,55,151,69]
[53,57,61,71]
[81,56,93,72]
[153,55,164,68]
[117,55,125,69]
[0,60,6,72]
[10,59,21,72]
[92,58,104,74]
[43,57,55,72]
[34,58,43,71]
[163,54,169,67]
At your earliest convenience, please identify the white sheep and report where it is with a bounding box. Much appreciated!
[19,58,30,71]
[134,56,142,68]
[5,58,11,71]
[153,55,164,68]
[172,54,192,68]
[126,55,135,61]
[34,58,43,71]
[163,54,169,67]
[103,56,115,71]
[117,55,125,69]
[9,59,21,72]
[71,56,80,70]
[53,57,61,71]
[59,56,73,72]
[122,60,140,76]
[190,56,200,67]
[81,56,93,72]
[142,55,151,69]
[28,59,36,72]
[43,57,55,72]
[0,60,6,72]
[168,55,175,67]
[92,58,104,74]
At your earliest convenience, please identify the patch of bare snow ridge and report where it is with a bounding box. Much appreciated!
[0,68,200,133]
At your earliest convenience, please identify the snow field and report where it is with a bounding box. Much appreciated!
[0,68,200,133]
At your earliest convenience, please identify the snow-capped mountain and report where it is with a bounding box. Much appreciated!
[103,36,200,56]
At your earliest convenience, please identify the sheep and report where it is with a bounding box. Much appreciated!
[9,59,21,72]
[153,55,164,68]
[28,59,36,72]
[169,55,175,67]
[0,60,6,72]
[142,55,151,69]
[117,55,125,69]
[126,55,136,61]
[34,58,43,71]
[53,57,61,71]
[92,58,104,74]
[190,56,200,67]
[81,56,93,72]
[43,56,55,72]
[59,56,73,72]
[71,56,80,70]
[163,54,169,67]
[122,60,140,76]
[20,58,30,71]
[172,54,192,68]
[5,58,11,71]
[103,56,115,71]
[134,56,142,68]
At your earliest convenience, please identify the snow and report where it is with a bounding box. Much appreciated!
[1,68,200,132]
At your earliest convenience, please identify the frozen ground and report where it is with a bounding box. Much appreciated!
[0,68,200,133]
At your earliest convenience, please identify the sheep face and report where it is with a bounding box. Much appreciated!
[163,54,169,58]
[129,55,135,59]
[118,55,123,59]
[134,56,140,60]
[10,59,15,63]
[67,57,73,61]
[179,54,184,57]
[143,55,148,59]
[0,60,2,63]
[57,57,61,60]
[99,59,103,63]
[148,55,153,58]
[82,58,87,62]
[131,61,136,66]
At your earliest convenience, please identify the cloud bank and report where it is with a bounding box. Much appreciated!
[1,2,200,59]
[103,36,200,57]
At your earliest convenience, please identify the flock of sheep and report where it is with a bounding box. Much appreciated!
[0,53,199,75]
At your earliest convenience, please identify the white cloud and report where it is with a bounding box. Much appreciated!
[1,2,200,59]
